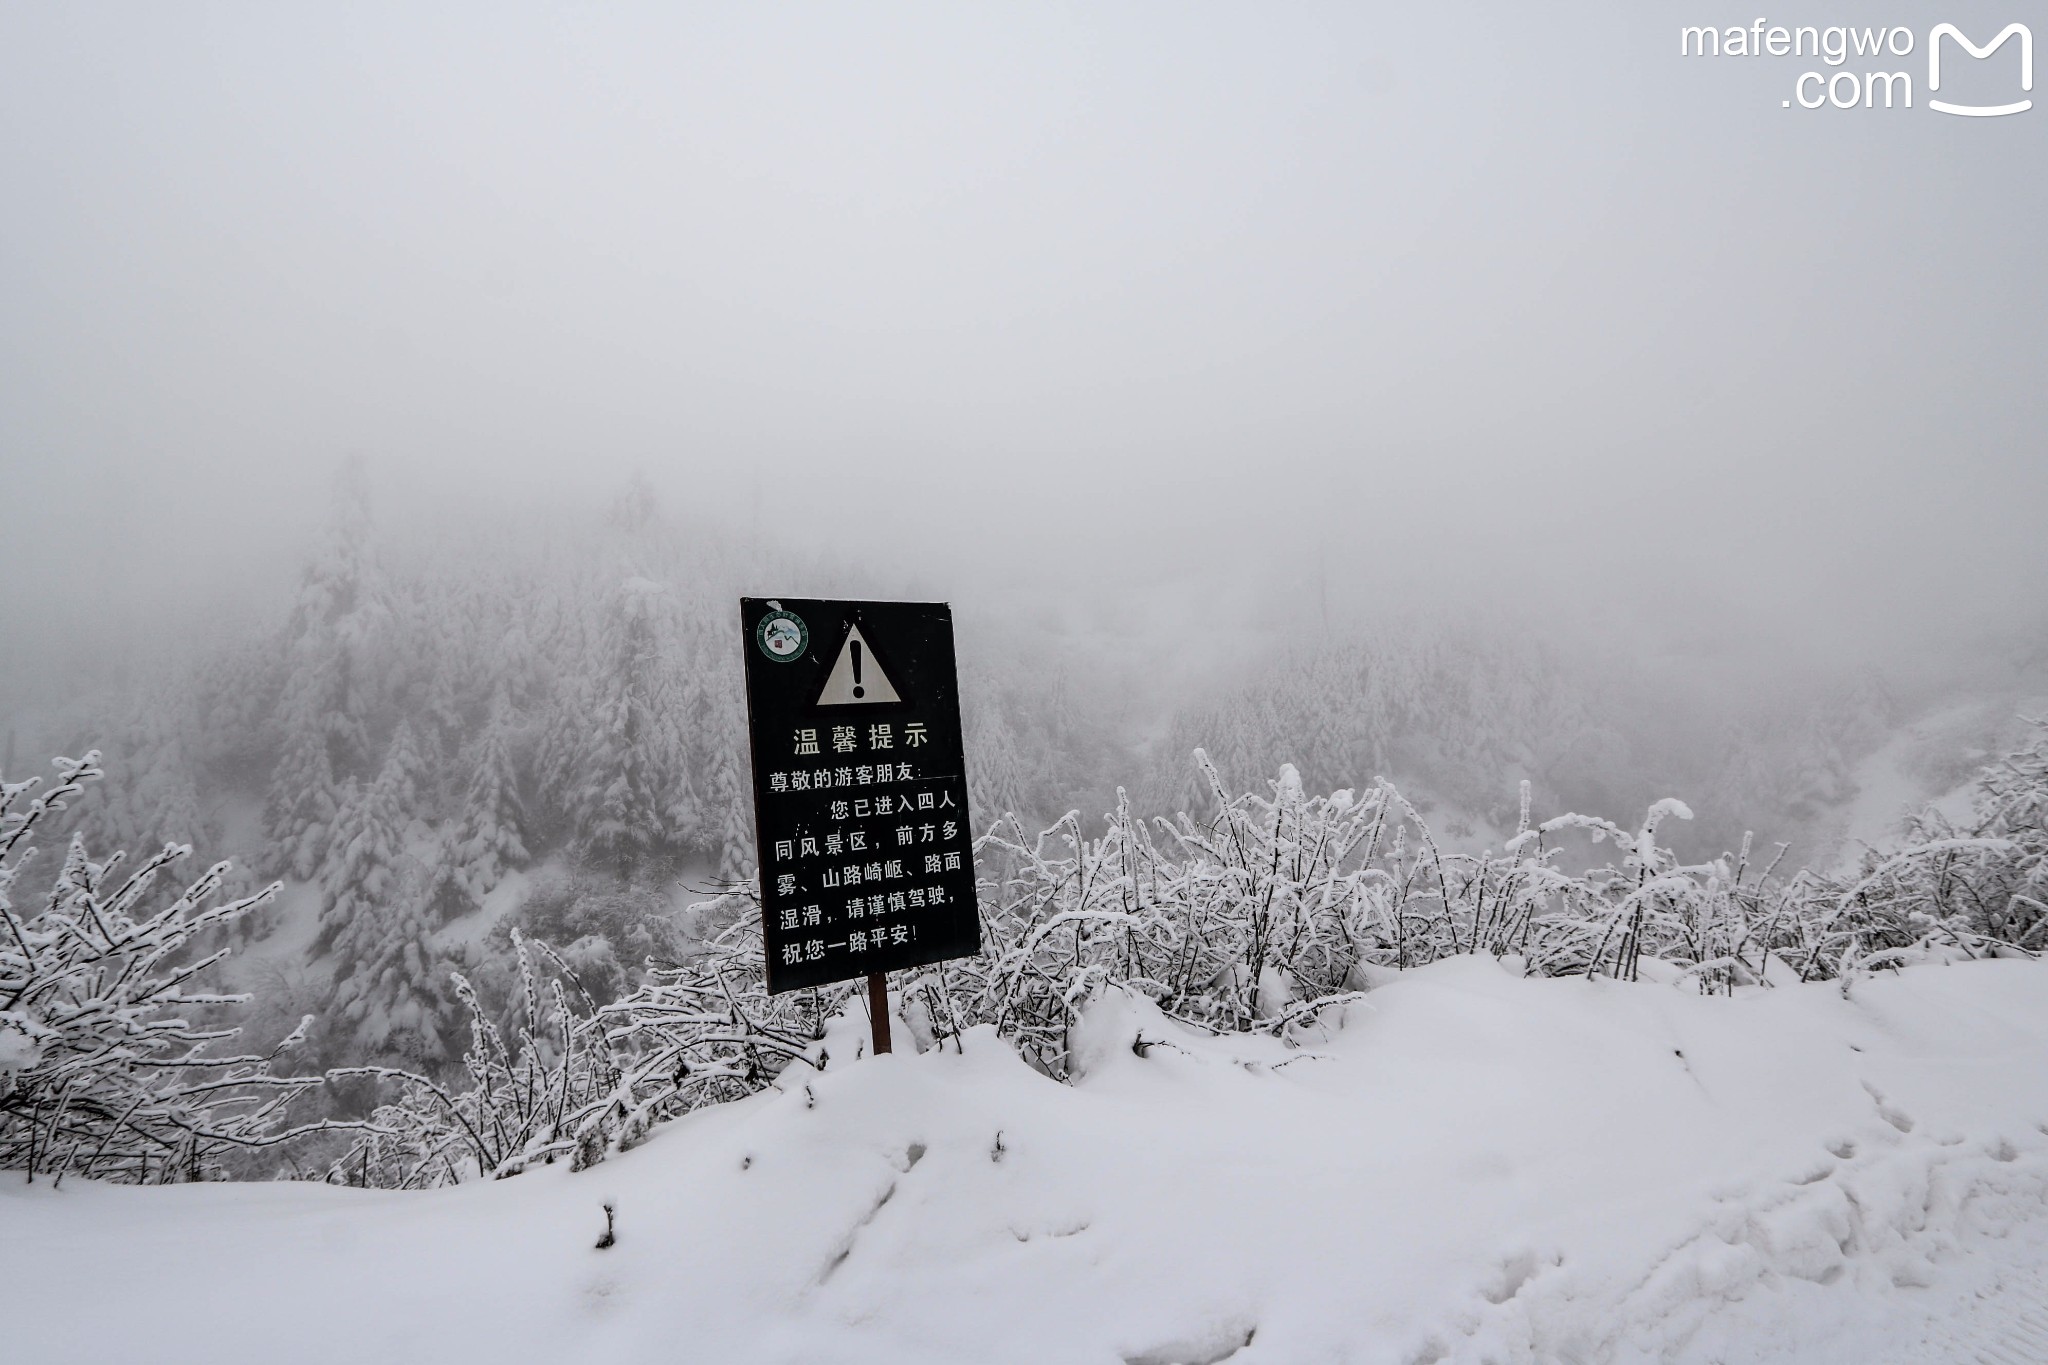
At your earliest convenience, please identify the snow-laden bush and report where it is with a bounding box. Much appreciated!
[935,739,2035,1073]
[915,753,1700,1075]
[1,753,336,1182]
[329,925,840,1188]
[331,722,2048,1184]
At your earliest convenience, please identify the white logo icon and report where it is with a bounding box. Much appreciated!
[1928,22,2032,116]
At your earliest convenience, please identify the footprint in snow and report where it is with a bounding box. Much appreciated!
[1122,1320,1256,1365]
[1860,1080,1916,1134]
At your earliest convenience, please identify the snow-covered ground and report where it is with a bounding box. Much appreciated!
[8,957,2048,1364]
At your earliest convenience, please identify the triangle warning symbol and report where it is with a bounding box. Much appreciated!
[816,624,902,706]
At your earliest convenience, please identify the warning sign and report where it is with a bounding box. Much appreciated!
[814,623,902,707]
[739,598,981,994]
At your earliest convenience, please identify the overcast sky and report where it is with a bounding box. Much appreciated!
[3,2,2043,695]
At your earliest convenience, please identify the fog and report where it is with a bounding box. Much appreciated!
[8,3,2048,1162]
[4,1,2044,708]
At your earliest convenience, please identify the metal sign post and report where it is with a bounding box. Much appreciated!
[739,598,980,1057]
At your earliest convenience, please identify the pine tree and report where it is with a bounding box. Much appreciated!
[77,705,210,860]
[316,770,405,966]
[381,715,433,830]
[966,689,1027,833]
[264,718,338,881]
[452,693,529,905]
[262,461,391,877]
[328,862,453,1066]
[698,687,754,884]
[289,464,388,785]
[572,576,693,874]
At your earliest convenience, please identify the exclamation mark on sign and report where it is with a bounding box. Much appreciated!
[851,641,864,699]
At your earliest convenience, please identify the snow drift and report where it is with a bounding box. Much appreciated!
[7,955,2048,1364]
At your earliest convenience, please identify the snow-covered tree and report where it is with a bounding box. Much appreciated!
[328,861,454,1067]
[76,702,211,861]
[451,692,529,905]
[560,575,696,873]
[263,704,341,882]
[380,715,434,833]
[314,741,461,1065]
[260,462,395,879]
[316,770,407,967]
[291,460,391,778]
[690,664,754,884]
[2,752,330,1183]
[964,672,1028,833]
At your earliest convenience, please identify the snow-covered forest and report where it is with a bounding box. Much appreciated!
[8,462,2040,1108]
[4,452,2046,1186]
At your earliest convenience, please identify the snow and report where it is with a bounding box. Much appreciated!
[0,1010,51,1071]
[434,864,535,952]
[7,956,2048,1363]
[212,875,330,992]
[1829,704,1987,870]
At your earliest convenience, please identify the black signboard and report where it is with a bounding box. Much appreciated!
[740,598,981,994]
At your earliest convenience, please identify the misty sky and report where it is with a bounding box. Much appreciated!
[3,2,2043,697]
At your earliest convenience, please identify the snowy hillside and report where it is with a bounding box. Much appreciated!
[1824,698,2048,872]
[10,956,2048,1365]
[27,463,2043,1092]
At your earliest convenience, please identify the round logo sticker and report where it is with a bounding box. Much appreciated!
[755,609,809,662]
